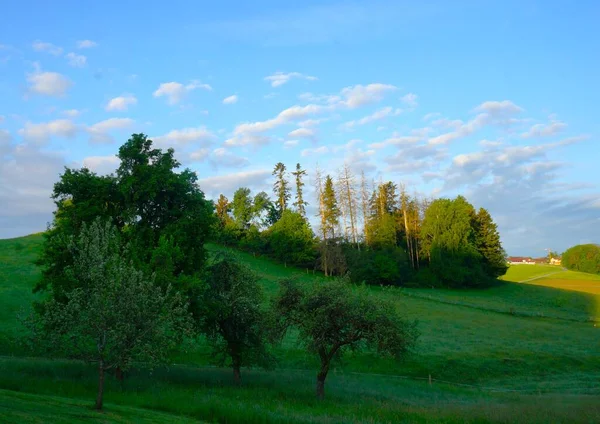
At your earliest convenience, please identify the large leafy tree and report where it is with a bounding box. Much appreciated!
[26,220,192,410]
[272,162,290,216]
[199,253,273,384]
[272,278,418,400]
[562,244,600,274]
[36,134,215,306]
[232,187,253,230]
[269,210,316,267]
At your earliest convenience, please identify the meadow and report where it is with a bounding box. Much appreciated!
[1,234,599,423]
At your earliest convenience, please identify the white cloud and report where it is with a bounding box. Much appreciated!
[153,126,216,149]
[265,71,318,87]
[87,118,135,144]
[284,140,299,149]
[77,40,97,49]
[401,93,418,108]
[222,95,238,104]
[0,130,12,152]
[189,148,211,162]
[423,112,441,122]
[521,120,567,138]
[288,127,316,140]
[474,100,523,115]
[65,52,87,67]
[0,115,4,123]
[82,155,119,175]
[210,147,249,168]
[198,169,272,197]
[301,146,329,157]
[18,119,78,144]
[106,95,138,111]
[62,109,82,117]
[32,41,63,55]
[341,106,402,129]
[27,70,72,97]
[340,83,397,108]
[153,80,212,105]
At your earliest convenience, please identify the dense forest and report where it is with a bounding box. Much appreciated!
[562,244,600,275]
[214,160,507,288]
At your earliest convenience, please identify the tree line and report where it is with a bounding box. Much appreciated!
[25,134,418,409]
[214,161,507,288]
[561,244,600,275]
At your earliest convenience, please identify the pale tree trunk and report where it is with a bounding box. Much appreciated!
[360,171,370,246]
[315,165,328,276]
[340,164,359,249]
[400,185,414,269]
[95,361,105,410]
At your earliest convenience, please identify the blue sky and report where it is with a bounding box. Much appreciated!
[0,0,599,255]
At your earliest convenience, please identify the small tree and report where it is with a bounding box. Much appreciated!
[200,253,273,384]
[269,210,316,267]
[272,278,418,400]
[26,219,192,410]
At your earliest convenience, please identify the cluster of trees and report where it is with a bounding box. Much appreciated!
[562,244,600,275]
[214,162,507,288]
[26,134,417,409]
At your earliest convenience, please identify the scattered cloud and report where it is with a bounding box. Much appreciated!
[87,118,135,144]
[340,83,397,108]
[18,119,78,144]
[153,80,212,105]
[284,140,299,149]
[222,95,238,104]
[474,100,523,115]
[77,40,97,49]
[210,147,249,168]
[82,155,119,175]
[288,127,316,140]
[301,146,329,157]
[401,93,418,108]
[341,106,402,129]
[189,148,211,162]
[153,126,216,149]
[65,52,87,67]
[198,169,272,198]
[106,94,138,112]
[62,109,82,117]
[521,119,567,138]
[27,69,72,97]
[264,71,317,87]
[32,40,63,55]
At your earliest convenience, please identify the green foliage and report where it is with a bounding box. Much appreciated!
[199,253,273,383]
[420,196,501,287]
[25,220,192,409]
[252,191,272,228]
[35,133,215,307]
[272,277,418,399]
[344,245,411,286]
[232,187,253,229]
[268,210,316,267]
[366,213,398,249]
[291,163,308,218]
[562,244,600,275]
[272,162,290,216]
[321,175,339,238]
[474,208,508,278]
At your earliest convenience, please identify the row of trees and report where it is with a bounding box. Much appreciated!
[562,244,600,275]
[214,162,507,288]
[28,134,417,408]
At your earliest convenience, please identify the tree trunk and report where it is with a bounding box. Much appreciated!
[95,361,105,410]
[115,366,124,382]
[232,355,241,385]
[316,370,327,400]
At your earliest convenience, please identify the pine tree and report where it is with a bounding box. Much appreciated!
[292,163,308,218]
[272,162,291,216]
[474,207,508,278]
[322,175,340,239]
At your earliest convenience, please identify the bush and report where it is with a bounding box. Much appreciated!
[344,246,411,286]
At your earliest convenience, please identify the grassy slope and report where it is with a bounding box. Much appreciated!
[1,235,600,423]
[0,389,202,423]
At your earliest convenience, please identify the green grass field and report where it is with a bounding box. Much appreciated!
[1,235,600,423]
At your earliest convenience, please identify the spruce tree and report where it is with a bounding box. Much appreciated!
[272,162,291,216]
[292,163,308,218]
[474,207,508,278]
[322,175,340,239]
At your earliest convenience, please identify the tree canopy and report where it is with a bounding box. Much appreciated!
[562,244,600,275]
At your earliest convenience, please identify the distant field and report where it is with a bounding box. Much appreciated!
[1,235,599,423]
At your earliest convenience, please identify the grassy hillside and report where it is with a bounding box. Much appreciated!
[1,235,599,423]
